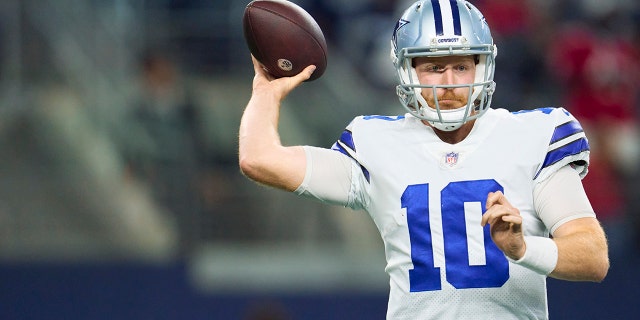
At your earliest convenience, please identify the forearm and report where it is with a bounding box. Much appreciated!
[239,90,283,167]
[531,166,609,282]
[238,90,305,191]
[549,218,609,282]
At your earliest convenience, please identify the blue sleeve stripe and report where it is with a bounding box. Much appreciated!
[338,129,356,151]
[331,142,348,155]
[360,165,371,183]
[535,137,590,179]
[550,120,584,144]
[331,132,370,183]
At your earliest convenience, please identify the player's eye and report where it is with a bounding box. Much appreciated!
[419,64,442,72]
[454,61,475,73]
[455,64,468,72]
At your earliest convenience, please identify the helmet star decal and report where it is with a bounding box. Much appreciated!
[392,19,410,51]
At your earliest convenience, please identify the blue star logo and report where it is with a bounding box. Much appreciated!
[392,19,410,50]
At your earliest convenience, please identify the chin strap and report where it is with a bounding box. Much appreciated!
[429,121,463,132]
[421,106,468,131]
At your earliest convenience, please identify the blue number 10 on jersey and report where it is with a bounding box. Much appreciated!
[402,179,509,292]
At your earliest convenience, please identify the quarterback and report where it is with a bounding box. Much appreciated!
[238,0,609,319]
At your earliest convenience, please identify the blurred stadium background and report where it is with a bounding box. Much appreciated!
[0,0,638,319]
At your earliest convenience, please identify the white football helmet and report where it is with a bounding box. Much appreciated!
[391,0,497,131]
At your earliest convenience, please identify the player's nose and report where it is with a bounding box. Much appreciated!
[440,68,455,85]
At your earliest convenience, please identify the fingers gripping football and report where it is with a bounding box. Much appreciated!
[481,191,526,260]
[251,55,316,100]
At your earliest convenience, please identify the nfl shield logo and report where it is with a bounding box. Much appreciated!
[445,152,459,166]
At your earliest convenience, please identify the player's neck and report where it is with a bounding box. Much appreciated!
[427,119,476,144]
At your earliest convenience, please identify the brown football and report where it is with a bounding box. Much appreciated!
[242,0,327,81]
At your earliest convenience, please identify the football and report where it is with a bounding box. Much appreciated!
[242,0,327,81]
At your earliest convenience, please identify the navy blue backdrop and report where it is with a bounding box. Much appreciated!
[1,255,637,319]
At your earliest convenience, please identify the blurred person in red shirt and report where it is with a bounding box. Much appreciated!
[548,8,640,255]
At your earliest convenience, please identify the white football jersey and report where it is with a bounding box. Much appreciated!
[329,107,590,319]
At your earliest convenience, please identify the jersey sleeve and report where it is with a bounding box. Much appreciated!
[330,120,370,182]
[533,108,590,183]
[329,118,371,209]
[294,118,371,210]
[534,165,596,233]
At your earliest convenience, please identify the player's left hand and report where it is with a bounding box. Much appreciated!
[481,191,526,260]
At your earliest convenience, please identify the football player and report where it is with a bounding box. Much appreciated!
[239,0,609,319]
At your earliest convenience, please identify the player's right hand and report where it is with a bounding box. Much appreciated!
[251,55,316,102]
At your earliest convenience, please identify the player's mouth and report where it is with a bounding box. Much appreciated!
[434,97,465,109]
